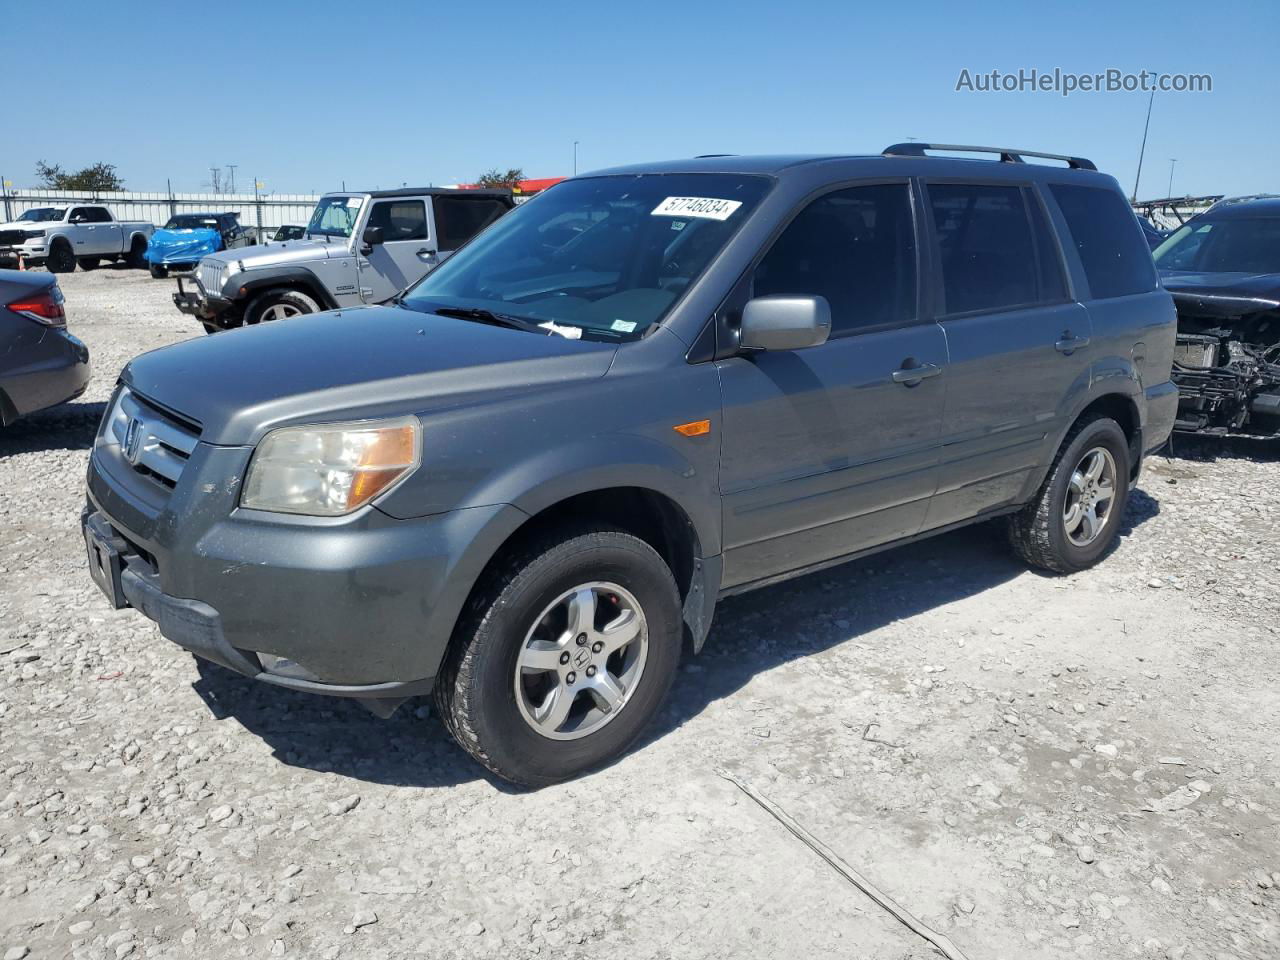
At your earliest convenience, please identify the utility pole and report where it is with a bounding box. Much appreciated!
[573,140,579,176]
[227,164,238,194]
[1,175,11,222]
[1167,158,1177,198]
[1131,89,1155,202]
[209,166,222,194]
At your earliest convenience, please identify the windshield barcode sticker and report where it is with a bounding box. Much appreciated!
[651,197,743,221]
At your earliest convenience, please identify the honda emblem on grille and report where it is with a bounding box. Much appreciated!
[123,417,144,464]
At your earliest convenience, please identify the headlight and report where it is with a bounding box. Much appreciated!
[241,417,421,516]
[23,229,46,239]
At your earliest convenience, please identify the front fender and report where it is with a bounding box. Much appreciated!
[220,266,339,309]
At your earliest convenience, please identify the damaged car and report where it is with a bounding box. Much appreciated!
[1155,195,1280,436]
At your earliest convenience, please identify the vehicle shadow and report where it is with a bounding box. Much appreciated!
[1160,433,1280,464]
[642,491,1160,751]
[0,400,106,456]
[190,493,1162,792]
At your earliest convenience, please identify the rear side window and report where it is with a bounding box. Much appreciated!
[928,183,1052,315]
[365,200,429,242]
[434,197,510,251]
[1049,183,1156,299]
[753,183,917,335]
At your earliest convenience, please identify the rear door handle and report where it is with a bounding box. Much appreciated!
[891,362,942,384]
[1055,335,1090,353]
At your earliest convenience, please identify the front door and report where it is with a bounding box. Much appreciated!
[717,182,949,589]
[920,181,1093,528]
[357,198,435,303]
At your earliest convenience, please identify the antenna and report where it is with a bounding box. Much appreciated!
[1131,89,1155,202]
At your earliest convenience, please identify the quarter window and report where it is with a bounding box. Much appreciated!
[365,200,429,242]
[1049,183,1157,299]
[753,183,917,335]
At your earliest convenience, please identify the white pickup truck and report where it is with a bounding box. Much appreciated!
[0,204,154,272]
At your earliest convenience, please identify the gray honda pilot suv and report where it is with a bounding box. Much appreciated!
[84,145,1178,786]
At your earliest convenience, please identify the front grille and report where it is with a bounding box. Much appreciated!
[106,388,201,489]
[197,260,227,296]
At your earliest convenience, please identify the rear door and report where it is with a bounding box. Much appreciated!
[432,194,511,259]
[717,181,949,588]
[357,198,434,302]
[922,180,1091,529]
[84,206,120,254]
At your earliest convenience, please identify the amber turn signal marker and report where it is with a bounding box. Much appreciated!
[673,419,711,437]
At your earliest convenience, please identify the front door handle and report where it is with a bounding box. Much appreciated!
[891,362,943,385]
[1055,334,1090,353]
[416,248,438,260]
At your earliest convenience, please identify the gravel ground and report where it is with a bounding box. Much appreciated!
[2,265,1279,960]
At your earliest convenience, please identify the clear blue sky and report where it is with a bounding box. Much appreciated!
[7,0,1277,198]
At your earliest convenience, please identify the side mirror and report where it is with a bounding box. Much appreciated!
[363,225,386,246]
[739,295,831,352]
[69,215,85,224]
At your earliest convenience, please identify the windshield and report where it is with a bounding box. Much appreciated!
[1154,216,1280,274]
[17,207,65,223]
[401,174,771,340]
[306,196,364,238]
[165,215,220,230]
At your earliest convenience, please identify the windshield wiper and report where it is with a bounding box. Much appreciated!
[429,306,552,335]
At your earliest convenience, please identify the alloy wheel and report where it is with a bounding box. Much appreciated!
[1063,446,1117,547]
[514,581,649,741]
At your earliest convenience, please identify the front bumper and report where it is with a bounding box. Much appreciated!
[172,276,230,322]
[84,440,528,701]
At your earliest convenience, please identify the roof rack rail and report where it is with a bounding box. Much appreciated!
[882,142,1097,171]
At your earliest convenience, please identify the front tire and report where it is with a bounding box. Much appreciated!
[47,242,76,273]
[436,528,682,787]
[149,264,168,279]
[1008,415,1131,574]
[244,289,318,325]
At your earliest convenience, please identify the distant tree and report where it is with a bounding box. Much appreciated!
[35,160,125,192]
[476,167,525,189]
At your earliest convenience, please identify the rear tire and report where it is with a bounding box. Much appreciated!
[126,237,148,269]
[47,242,76,273]
[78,257,101,271]
[436,527,682,787]
[244,289,318,325]
[1008,415,1131,574]
[149,264,168,279]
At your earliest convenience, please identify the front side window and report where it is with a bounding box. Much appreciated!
[434,196,510,250]
[753,183,917,335]
[1050,183,1157,299]
[1154,216,1280,274]
[306,196,364,238]
[365,200,428,242]
[928,183,1045,315]
[401,174,771,340]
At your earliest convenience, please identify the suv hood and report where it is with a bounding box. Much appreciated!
[203,237,348,271]
[1161,270,1280,317]
[122,305,617,445]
